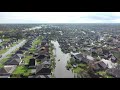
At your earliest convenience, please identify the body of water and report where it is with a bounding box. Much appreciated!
[51,40,74,78]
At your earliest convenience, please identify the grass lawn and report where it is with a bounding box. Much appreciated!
[36,60,41,64]
[113,52,120,59]
[23,55,33,64]
[78,63,87,69]
[23,69,32,77]
[96,71,113,78]
[66,64,72,70]
[3,38,10,42]
[29,48,36,53]
[0,43,3,46]
[13,66,27,75]
[12,66,32,77]
[0,58,9,64]
[32,36,42,46]
[0,48,10,54]
[0,63,4,68]
[33,39,41,46]
[11,42,17,47]
[73,67,84,73]
[28,36,42,53]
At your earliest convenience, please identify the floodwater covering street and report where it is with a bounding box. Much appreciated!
[51,40,74,78]
[0,40,26,61]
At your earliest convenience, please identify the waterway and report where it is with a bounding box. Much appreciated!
[51,40,74,78]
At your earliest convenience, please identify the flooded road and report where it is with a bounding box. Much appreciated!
[51,40,74,78]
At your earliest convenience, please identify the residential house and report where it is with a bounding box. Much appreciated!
[106,65,120,78]
[110,56,117,63]
[4,58,23,65]
[42,60,51,66]
[36,64,51,75]
[19,47,29,51]
[92,61,108,71]
[12,54,24,60]
[72,53,85,62]
[33,53,39,57]
[28,58,36,68]
[2,43,8,48]
[36,55,48,63]
[41,41,47,46]
[0,46,3,50]
[38,46,49,53]
[0,65,17,78]
[15,50,24,54]
[36,54,47,60]
[7,41,12,46]
[71,53,94,64]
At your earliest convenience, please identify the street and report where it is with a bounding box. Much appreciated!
[0,39,26,61]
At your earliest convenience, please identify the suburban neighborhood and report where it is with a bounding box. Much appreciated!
[0,23,120,78]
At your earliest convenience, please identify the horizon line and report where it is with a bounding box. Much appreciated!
[0,23,120,24]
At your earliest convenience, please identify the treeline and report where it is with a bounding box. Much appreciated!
[0,24,40,31]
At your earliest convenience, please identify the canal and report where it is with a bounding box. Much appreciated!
[51,40,74,78]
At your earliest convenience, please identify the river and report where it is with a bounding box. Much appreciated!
[51,40,74,78]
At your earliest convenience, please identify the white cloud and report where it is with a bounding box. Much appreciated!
[0,12,120,23]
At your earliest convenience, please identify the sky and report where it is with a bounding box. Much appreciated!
[0,12,120,23]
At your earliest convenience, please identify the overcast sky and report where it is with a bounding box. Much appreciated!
[0,12,120,23]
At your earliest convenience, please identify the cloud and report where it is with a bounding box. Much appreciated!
[0,12,120,23]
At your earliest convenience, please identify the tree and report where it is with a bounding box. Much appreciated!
[92,51,98,57]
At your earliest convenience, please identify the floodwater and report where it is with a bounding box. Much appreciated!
[51,40,74,78]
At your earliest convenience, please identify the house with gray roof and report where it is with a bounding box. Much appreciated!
[4,58,23,65]
[0,65,17,78]
[12,54,24,60]
[36,63,51,75]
